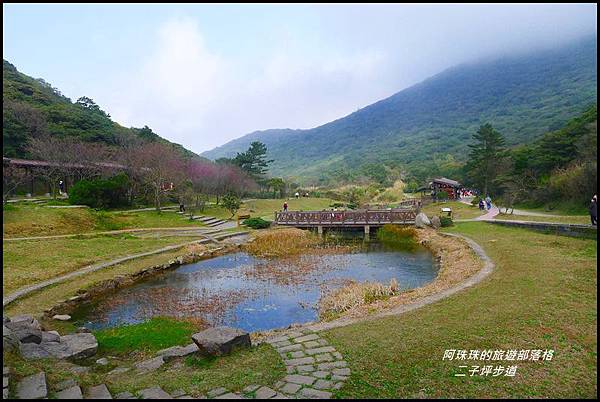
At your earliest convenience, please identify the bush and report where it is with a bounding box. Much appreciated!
[69,173,130,209]
[243,217,272,229]
[436,191,449,201]
[471,196,482,206]
[376,224,418,250]
[440,216,454,227]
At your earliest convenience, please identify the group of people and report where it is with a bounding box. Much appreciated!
[478,195,493,211]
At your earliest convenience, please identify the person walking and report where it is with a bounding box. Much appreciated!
[485,195,492,210]
[478,199,485,211]
[283,202,288,212]
[589,195,597,226]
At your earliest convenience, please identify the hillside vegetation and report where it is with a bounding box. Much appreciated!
[203,36,597,185]
[2,60,196,159]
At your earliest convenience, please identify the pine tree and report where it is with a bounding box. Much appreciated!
[465,123,506,196]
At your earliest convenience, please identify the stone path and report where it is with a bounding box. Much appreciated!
[3,231,249,307]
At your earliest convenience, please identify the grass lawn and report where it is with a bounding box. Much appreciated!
[204,197,336,221]
[494,213,591,225]
[3,203,206,238]
[3,234,203,294]
[322,222,597,398]
[420,201,485,220]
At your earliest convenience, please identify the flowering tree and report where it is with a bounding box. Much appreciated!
[3,163,30,205]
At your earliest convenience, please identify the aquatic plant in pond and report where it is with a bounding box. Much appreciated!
[376,224,419,251]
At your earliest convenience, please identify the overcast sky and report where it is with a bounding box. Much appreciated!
[3,3,597,154]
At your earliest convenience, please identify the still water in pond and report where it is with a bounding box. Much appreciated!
[74,241,438,332]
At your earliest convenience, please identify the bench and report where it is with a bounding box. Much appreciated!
[441,207,453,219]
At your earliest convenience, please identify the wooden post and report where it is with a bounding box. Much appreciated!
[364,225,370,241]
[317,225,323,237]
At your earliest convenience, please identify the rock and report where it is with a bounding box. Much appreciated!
[55,385,83,399]
[156,344,199,361]
[67,365,91,375]
[16,372,47,399]
[5,320,42,344]
[138,386,173,399]
[191,327,251,356]
[42,331,61,343]
[60,333,98,359]
[170,389,187,398]
[255,386,277,399]
[10,315,40,328]
[115,391,135,399]
[107,367,130,376]
[53,314,72,321]
[56,378,77,391]
[76,327,91,333]
[3,326,20,351]
[87,384,112,399]
[431,215,441,229]
[415,212,432,228]
[135,356,164,372]
[207,387,228,398]
[96,358,109,365]
[19,342,53,360]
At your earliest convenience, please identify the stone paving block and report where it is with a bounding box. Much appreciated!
[316,339,329,346]
[242,384,260,393]
[311,371,331,379]
[55,385,83,399]
[283,331,303,339]
[313,379,334,390]
[331,375,347,382]
[271,340,291,348]
[332,382,344,390]
[289,350,306,359]
[300,387,332,399]
[283,374,316,386]
[138,386,173,399]
[115,391,135,399]
[170,389,187,398]
[265,336,289,345]
[255,386,277,399]
[292,334,319,343]
[135,356,164,372]
[107,367,131,376]
[87,384,112,399]
[286,366,296,374]
[284,356,315,366]
[305,346,336,356]
[297,365,316,373]
[279,382,302,395]
[303,340,320,349]
[317,361,347,370]
[215,392,243,399]
[277,344,303,353]
[207,387,228,398]
[332,368,351,376]
[55,378,77,391]
[332,352,343,360]
[315,353,334,362]
[271,393,290,399]
[17,372,47,399]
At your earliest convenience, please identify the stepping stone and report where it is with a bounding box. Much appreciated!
[283,374,315,386]
[289,351,305,359]
[156,343,199,361]
[277,344,303,353]
[297,365,316,373]
[170,389,187,398]
[177,396,194,399]
[293,334,319,343]
[283,356,315,366]
[56,378,77,391]
[215,393,243,399]
[135,356,164,372]
[207,387,228,398]
[87,384,112,399]
[242,385,260,393]
[299,388,332,399]
[317,361,347,370]
[280,383,301,395]
[59,333,99,359]
[331,375,347,382]
[96,358,109,365]
[312,371,331,379]
[305,347,336,356]
[313,379,334,390]
[17,372,47,399]
[271,340,291,348]
[55,385,83,399]
[255,386,277,399]
[53,314,71,321]
[107,367,130,376]
[41,331,61,343]
[332,368,351,376]
[303,341,320,349]
[115,391,135,399]
[138,386,173,399]
[67,365,90,375]
[315,353,334,363]
[192,327,251,356]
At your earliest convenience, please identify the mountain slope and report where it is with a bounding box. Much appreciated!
[3,60,197,159]
[203,36,597,184]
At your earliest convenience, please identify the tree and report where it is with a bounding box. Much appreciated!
[3,163,30,205]
[232,141,273,179]
[267,177,286,198]
[465,123,507,196]
[75,96,110,117]
[222,193,241,218]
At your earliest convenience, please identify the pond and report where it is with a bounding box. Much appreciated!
[73,237,438,332]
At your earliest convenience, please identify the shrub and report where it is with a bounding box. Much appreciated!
[471,196,482,206]
[436,191,449,201]
[243,217,272,229]
[69,173,130,209]
[440,216,454,227]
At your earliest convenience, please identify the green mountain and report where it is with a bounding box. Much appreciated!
[202,36,597,185]
[2,60,197,159]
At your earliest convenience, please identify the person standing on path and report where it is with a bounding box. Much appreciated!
[283,202,288,212]
[589,195,597,226]
[485,195,492,210]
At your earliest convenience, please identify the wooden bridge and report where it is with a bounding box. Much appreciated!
[274,208,417,235]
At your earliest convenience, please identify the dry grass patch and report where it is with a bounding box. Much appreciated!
[243,227,321,258]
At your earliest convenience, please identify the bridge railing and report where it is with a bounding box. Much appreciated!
[274,208,416,225]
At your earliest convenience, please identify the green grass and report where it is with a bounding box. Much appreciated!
[94,317,198,354]
[3,235,202,294]
[323,222,597,398]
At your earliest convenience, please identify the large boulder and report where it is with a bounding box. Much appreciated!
[156,343,199,362]
[3,326,20,352]
[19,333,97,360]
[4,318,42,344]
[60,333,98,359]
[415,212,432,229]
[192,327,251,356]
[430,216,441,229]
[16,372,47,399]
